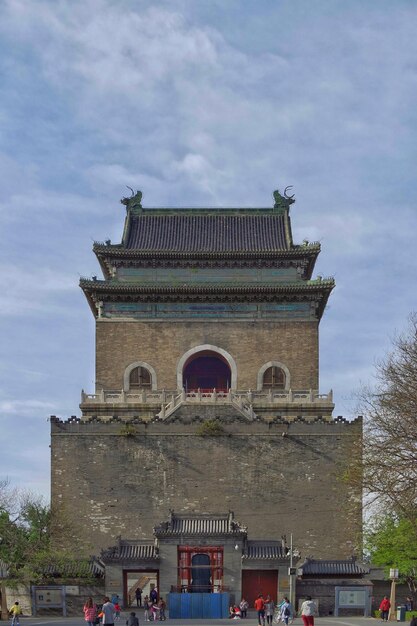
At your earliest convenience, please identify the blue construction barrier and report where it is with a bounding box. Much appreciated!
[168,592,230,618]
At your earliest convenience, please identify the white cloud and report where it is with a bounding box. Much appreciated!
[1,0,417,496]
[0,398,57,415]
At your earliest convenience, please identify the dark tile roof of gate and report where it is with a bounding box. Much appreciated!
[42,558,105,577]
[125,214,290,252]
[299,558,369,576]
[154,512,247,536]
[102,542,159,562]
[243,541,289,560]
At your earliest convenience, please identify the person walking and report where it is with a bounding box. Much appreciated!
[126,612,139,626]
[143,597,150,622]
[149,601,159,622]
[239,598,249,618]
[8,602,22,626]
[101,597,116,626]
[83,597,98,626]
[379,597,391,622]
[135,588,142,608]
[114,602,121,622]
[254,594,265,626]
[300,596,317,626]
[149,587,158,604]
[264,595,275,625]
[158,597,166,621]
[279,597,292,626]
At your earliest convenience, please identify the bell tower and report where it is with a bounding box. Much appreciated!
[51,188,361,564]
[79,188,335,421]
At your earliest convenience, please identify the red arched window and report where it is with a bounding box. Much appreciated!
[129,366,151,389]
[262,366,285,390]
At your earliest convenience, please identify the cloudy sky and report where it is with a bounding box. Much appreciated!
[1,0,416,500]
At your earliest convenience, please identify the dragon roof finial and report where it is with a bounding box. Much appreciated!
[121,187,143,211]
[273,186,295,210]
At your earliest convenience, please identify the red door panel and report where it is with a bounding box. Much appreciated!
[242,570,278,607]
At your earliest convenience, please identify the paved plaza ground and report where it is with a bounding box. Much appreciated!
[7,616,386,626]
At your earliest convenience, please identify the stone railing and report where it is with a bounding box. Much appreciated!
[81,388,333,408]
[156,389,256,421]
[81,389,167,404]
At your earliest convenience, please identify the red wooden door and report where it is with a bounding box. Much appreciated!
[241,570,278,606]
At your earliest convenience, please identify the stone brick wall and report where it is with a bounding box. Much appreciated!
[95,319,319,391]
[51,418,361,559]
[296,579,372,616]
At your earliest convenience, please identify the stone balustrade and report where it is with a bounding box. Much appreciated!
[81,388,333,405]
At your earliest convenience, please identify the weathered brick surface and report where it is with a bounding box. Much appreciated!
[95,320,319,391]
[51,418,361,559]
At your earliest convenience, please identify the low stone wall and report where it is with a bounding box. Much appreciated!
[1,583,105,618]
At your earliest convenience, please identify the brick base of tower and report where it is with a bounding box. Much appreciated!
[51,415,362,559]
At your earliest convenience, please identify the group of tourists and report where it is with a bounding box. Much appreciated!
[11,590,417,626]
[142,596,166,621]
[83,596,123,626]
[228,597,249,619]
[82,589,166,626]
[253,594,297,626]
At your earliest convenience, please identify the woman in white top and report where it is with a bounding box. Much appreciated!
[300,597,317,626]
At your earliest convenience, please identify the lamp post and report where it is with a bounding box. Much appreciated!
[288,534,299,610]
[388,568,399,621]
[289,534,293,606]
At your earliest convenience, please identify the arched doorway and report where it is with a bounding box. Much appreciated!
[183,350,231,392]
[191,553,211,593]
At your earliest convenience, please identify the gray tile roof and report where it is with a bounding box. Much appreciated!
[41,558,105,577]
[125,214,290,252]
[154,512,247,537]
[243,541,289,560]
[102,542,158,562]
[299,559,369,576]
[1,558,104,579]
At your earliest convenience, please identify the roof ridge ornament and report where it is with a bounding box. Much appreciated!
[273,186,295,210]
[121,187,143,212]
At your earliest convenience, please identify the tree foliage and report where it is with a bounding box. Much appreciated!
[0,479,86,584]
[355,315,417,524]
[365,514,417,599]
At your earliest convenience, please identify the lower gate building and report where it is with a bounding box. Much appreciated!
[50,188,362,609]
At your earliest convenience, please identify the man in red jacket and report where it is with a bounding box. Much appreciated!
[254,595,265,626]
[379,596,391,621]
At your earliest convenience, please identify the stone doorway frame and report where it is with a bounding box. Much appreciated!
[176,344,238,391]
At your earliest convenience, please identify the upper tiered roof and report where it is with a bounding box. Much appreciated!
[124,212,290,252]
[81,189,335,319]
[93,188,321,275]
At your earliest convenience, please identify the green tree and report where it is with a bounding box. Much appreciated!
[366,515,417,600]
[0,480,88,583]
[354,315,417,525]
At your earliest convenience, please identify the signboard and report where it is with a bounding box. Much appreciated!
[335,586,371,617]
[32,586,66,617]
[338,590,366,606]
[35,589,62,605]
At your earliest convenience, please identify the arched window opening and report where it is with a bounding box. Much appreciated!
[178,546,223,593]
[183,350,231,392]
[129,366,152,389]
[262,366,286,390]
